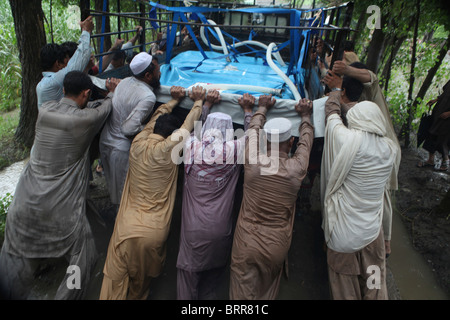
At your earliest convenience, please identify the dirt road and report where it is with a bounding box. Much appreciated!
[13,148,450,301]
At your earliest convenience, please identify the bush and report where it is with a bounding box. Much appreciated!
[0,1,21,113]
[0,193,13,246]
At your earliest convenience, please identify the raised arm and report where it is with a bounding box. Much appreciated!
[164,86,205,150]
[143,86,186,136]
[53,16,94,84]
[233,93,255,163]
[238,93,255,132]
[291,99,314,172]
[201,89,221,122]
[100,38,125,71]
[128,26,143,46]
[250,94,276,130]
[246,94,276,163]
[322,70,343,122]
[332,60,371,84]
[121,26,143,59]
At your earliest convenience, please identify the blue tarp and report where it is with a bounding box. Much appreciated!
[145,2,325,98]
[160,50,297,99]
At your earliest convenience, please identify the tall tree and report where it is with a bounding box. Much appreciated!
[9,0,46,148]
[404,0,421,148]
[364,0,395,73]
[94,0,111,53]
[379,34,407,91]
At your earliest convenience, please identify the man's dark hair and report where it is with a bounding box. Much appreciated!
[343,40,355,52]
[349,61,369,70]
[153,113,183,139]
[112,49,126,62]
[40,43,64,71]
[61,41,78,59]
[342,75,364,102]
[63,71,94,96]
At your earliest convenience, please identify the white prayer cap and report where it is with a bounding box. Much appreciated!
[130,52,153,75]
[264,117,292,142]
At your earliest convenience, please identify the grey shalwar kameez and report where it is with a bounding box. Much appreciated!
[99,76,156,205]
[0,95,112,300]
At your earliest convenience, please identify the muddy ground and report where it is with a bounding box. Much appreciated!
[3,146,449,301]
[86,145,450,300]
[395,147,450,296]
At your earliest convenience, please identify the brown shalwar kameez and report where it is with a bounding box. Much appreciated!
[100,98,203,300]
[229,107,314,300]
[327,230,388,300]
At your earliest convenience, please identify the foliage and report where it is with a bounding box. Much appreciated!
[0,1,84,114]
[0,1,21,113]
[385,19,450,135]
[2,0,450,149]
[42,1,83,44]
[0,193,13,245]
[322,0,450,143]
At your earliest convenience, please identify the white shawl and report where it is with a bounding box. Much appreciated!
[321,101,398,253]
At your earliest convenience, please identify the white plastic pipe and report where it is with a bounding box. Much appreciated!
[187,82,282,96]
[201,19,229,56]
[266,42,301,101]
[231,40,286,67]
[199,21,285,66]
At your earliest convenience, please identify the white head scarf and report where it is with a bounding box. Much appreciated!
[321,100,397,252]
[346,101,387,137]
[201,112,234,145]
[185,112,238,178]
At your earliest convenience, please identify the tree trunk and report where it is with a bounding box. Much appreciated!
[404,0,421,148]
[365,14,387,73]
[350,9,366,45]
[380,35,407,91]
[380,1,414,91]
[411,35,450,116]
[9,0,46,148]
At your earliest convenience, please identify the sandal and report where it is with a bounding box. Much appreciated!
[417,160,435,168]
[437,160,449,172]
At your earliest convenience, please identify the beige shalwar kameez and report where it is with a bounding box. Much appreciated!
[229,107,314,300]
[320,92,398,300]
[100,98,203,300]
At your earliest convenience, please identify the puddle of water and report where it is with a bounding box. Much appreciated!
[388,211,450,300]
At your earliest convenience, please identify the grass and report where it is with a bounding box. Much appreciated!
[0,1,21,113]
